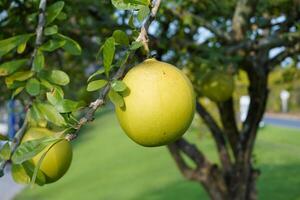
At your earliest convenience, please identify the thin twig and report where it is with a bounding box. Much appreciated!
[136,0,162,52]
[30,0,47,66]
[196,101,232,171]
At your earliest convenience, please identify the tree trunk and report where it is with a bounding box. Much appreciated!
[193,166,258,200]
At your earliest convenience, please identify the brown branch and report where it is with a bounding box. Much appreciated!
[227,31,300,55]
[240,68,269,160]
[136,0,162,53]
[169,9,231,42]
[167,138,211,182]
[217,98,239,157]
[232,0,258,41]
[196,101,232,171]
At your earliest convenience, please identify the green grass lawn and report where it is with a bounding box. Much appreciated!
[15,109,300,200]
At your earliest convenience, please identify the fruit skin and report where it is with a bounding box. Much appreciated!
[22,128,73,183]
[200,71,234,102]
[116,58,195,147]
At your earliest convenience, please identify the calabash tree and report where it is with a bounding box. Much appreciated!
[0,0,300,200]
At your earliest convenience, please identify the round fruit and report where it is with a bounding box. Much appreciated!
[200,71,234,102]
[22,128,73,183]
[115,58,195,147]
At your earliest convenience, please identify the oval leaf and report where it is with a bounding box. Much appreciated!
[33,49,45,72]
[111,80,127,92]
[26,78,40,96]
[46,1,65,25]
[48,70,70,86]
[0,59,28,76]
[12,136,62,164]
[55,34,82,55]
[36,103,66,126]
[103,37,115,76]
[108,89,124,107]
[87,80,108,92]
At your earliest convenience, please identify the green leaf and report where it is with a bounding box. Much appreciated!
[0,34,33,57]
[44,25,58,36]
[111,80,128,92]
[5,71,34,88]
[96,45,104,61]
[28,104,46,126]
[109,89,124,107]
[40,39,66,52]
[87,80,108,92]
[0,142,11,160]
[47,70,70,86]
[40,78,54,90]
[46,1,65,25]
[55,99,79,113]
[46,89,63,106]
[55,34,82,55]
[137,6,150,22]
[111,0,147,10]
[125,0,150,6]
[0,134,8,141]
[128,14,134,28]
[116,51,130,67]
[0,59,28,76]
[113,30,129,46]
[36,103,66,126]
[103,37,115,76]
[57,12,67,20]
[11,164,31,184]
[22,161,46,186]
[129,41,143,50]
[87,68,105,82]
[17,42,27,54]
[33,49,45,72]
[12,136,63,164]
[26,78,40,96]
[12,87,25,99]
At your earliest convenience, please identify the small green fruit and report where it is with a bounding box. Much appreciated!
[201,71,234,102]
[22,128,73,183]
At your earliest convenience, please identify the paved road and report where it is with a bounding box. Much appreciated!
[263,116,300,129]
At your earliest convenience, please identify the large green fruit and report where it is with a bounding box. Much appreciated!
[22,128,73,183]
[116,58,195,147]
[200,71,234,102]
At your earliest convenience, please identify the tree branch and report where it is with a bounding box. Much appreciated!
[196,101,232,171]
[136,0,162,53]
[217,99,239,157]
[232,0,258,41]
[30,0,47,66]
[167,138,211,182]
[240,67,269,160]
[269,44,300,69]
[169,9,231,42]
